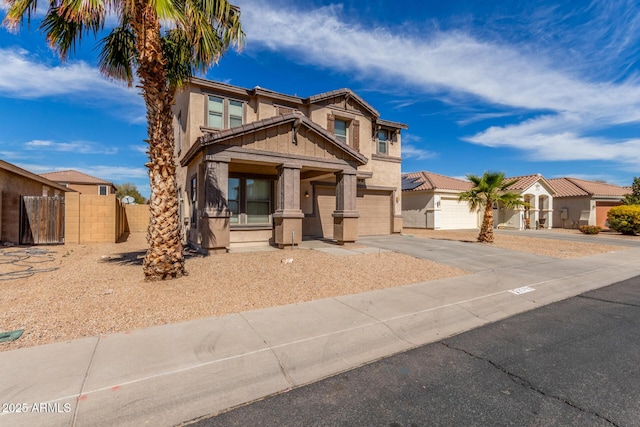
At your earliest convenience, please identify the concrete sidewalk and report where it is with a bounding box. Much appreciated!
[2,239,640,427]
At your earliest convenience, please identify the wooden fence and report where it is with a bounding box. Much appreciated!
[19,196,65,245]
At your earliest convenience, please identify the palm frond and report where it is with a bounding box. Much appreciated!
[3,0,40,30]
[99,24,136,85]
[161,29,193,88]
[40,7,84,59]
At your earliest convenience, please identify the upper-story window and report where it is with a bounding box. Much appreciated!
[99,185,108,195]
[377,129,389,154]
[334,119,347,143]
[229,100,243,128]
[208,96,224,128]
[207,95,244,129]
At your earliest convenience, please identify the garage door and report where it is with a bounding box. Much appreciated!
[439,197,477,230]
[357,190,392,236]
[595,202,620,229]
[314,187,392,238]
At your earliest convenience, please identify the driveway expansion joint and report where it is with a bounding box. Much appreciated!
[440,342,620,427]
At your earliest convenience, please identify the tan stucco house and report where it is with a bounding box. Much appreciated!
[0,159,70,245]
[402,171,477,230]
[174,79,407,252]
[40,170,117,195]
[548,177,629,229]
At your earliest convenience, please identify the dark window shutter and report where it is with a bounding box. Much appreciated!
[352,120,360,151]
[327,114,335,134]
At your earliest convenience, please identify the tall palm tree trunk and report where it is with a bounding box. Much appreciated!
[133,2,185,280]
[478,204,495,243]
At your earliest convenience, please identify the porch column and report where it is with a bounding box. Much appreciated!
[201,157,230,253]
[333,170,359,245]
[273,164,304,248]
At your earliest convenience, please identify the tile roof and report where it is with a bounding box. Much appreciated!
[306,89,380,118]
[184,113,368,166]
[549,177,630,197]
[504,174,545,191]
[40,170,113,185]
[402,171,472,192]
[1,160,72,192]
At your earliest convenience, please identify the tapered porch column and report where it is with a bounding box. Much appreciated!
[273,164,304,248]
[200,157,230,253]
[333,170,359,245]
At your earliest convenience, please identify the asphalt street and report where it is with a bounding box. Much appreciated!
[186,275,640,427]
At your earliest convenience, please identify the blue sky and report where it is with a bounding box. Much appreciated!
[2,0,640,198]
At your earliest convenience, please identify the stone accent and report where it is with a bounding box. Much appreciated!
[200,158,231,251]
[274,164,304,248]
[333,170,359,244]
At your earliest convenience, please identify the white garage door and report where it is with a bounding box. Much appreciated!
[439,197,477,230]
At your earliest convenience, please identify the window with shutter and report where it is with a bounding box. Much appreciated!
[352,120,360,151]
[327,114,335,134]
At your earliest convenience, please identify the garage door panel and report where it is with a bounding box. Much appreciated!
[440,198,477,230]
[313,187,392,238]
[357,191,391,236]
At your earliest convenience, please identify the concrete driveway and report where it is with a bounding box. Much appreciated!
[358,234,555,273]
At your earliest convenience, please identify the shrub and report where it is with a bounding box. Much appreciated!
[607,205,640,235]
[579,225,601,235]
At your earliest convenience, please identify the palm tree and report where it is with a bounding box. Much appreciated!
[459,172,526,243]
[4,0,243,280]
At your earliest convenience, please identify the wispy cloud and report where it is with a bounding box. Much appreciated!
[129,145,148,154]
[401,134,438,160]
[235,0,640,168]
[24,139,118,155]
[0,47,140,102]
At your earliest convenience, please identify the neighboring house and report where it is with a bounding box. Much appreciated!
[548,177,629,229]
[174,78,407,251]
[401,171,477,230]
[40,170,117,196]
[401,171,556,230]
[500,174,555,229]
[0,159,70,244]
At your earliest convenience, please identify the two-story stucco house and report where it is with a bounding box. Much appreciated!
[174,78,407,252]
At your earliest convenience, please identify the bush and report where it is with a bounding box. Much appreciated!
[607,205,640,235]
[579,225,601,235]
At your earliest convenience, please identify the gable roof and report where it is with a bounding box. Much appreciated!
[182,113,368,166]
[306,88,380,118]
[0,159,71,193]
[549,177,630,197]
[402,171,472,192]
[505,174,555,194]
[40,170,114,186]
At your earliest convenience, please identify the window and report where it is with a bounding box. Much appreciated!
[228,178,240,224]
[208,96,223,128]
[229,100,243,128]
[207,96,244,129]
[334,119,347,143]
[99,185,108,195]
[190,177,197,226]
[377,129,389,154]
[227,178,272,225]
[246,179,271,224]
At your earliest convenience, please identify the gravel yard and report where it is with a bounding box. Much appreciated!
[0,229,629,351]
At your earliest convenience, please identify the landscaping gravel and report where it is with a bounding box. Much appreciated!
[0,229,627,352]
